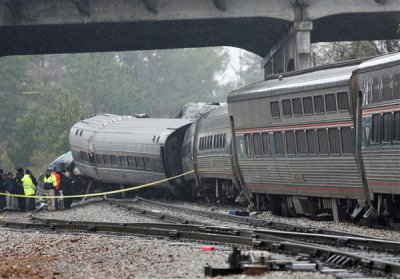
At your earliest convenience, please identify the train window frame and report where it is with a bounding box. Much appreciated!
[328,128,341,155]
[325,93,337,113]
[244,134,254,157]
[292,98,303,117]
[314,95,325,114]
[306,129,318,156]
[253,133,263,156]
[295,130,307,156]
[341,127,353,154]
[285,131,297,156]
[270,101,280,119]
[110,155,118,166]
[119,156,129,167]
[95,154,103,165]
[317,129,329,156]
[127,156,136,168]
[274,132,285,156]
[282,99,293,117]
[262,132,271,156]
[394,111,400,142]
[382,112,392,143]
[102,154,110,165]
[223,134,227,149]
[303,96,314,116]
[337,92,350,112]
[80,151,89,162]
[135,157,144,169]
[144,158,150,170]
[371,113,382,144]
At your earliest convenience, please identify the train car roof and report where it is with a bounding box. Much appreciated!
[357,52,400,72]
[71,114,191,153]
[228,63,361,103]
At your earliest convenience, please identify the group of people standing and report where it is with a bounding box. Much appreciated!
[0,167,73,212]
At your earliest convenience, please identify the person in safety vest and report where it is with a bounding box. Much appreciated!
[21,169,36,211]
[43,169,58,210]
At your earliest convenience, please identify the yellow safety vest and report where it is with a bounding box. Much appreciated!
[44,173,58,187]
[21,174,36,196]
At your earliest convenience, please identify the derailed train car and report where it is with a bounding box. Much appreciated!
[69,53,399,224]
[227,53,400,221]
[69,114,191,196]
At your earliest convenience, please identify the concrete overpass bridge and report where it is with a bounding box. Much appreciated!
[0,0,399,76]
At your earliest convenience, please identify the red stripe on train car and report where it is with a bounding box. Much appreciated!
[369,181,400,187]
[362,104,400,116]
[236,121,353,135]
[246,183,364,193]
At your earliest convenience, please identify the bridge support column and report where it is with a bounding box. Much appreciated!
[263,21,313,78]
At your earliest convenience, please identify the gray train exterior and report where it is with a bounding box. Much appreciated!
[182,106,245,201]
[227,53,400,219]
[356,53,400,212]
[69,114,191,194]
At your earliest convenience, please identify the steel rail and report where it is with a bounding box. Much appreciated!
[136,197,377,239]
[2,220,400,275]
[107,201,206,225]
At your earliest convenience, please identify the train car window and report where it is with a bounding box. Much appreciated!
[337,92,349,111]
[102,154,110,165]
[244,134,254,157]
[372,114,381,143]
[341,127,353,154]
[253,133,263,156]
[127,156,136,168]
[208,135,213,150]
[270,101,280,118]
[328,128,341,155]
[314,95,325,114]
[223,134,227,149]
[75,129,79,135]
[110,155,118,166]
[135,157,144,168]
[79,131,83,136]
[188,140,192,155]
[80,151,89,162]
[306,130,318,155]
[303,97,313,115]
[394,111,400,142]
[325,93,337,113]
[74,151,81,161]
[282,99,292,117]
[292,98,303,116]
[383,112,392,143]
[262,133,271,156]
[285,131,296,155]
[119,156,128,167]
[296,130,307,155]
[144,158,150,170]
[274,132,285,156]
[96,154,103,165]
[317,129,329,155]
[199,138,202,151]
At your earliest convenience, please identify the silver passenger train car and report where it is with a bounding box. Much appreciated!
[227,53,400,221]
[181,106,247,203]
[69,114,191,195]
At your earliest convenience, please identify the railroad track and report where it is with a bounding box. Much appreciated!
[135,197,378,239]
[2,217,400,277]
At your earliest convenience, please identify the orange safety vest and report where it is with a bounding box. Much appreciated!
[54,172,61,190]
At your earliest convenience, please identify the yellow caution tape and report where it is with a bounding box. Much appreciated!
[0,170,194,199]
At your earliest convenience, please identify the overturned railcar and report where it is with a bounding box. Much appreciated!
[69,114,191,196]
